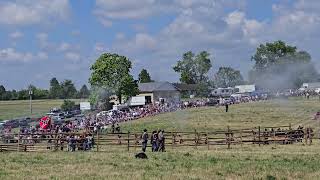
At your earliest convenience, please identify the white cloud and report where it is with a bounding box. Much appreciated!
[58,42,71,52]
[98,18,113,27]
[9,31,23,39]
[36,33,51,50]
[94,0,157,19]
[0,48,47,62]
[225,11,245,26]
[0,0,70,26]
[36,52,48,60]
[65,52,81,61]
[94,0,245,27]
[115,33,126,40]
[94,43,108,53]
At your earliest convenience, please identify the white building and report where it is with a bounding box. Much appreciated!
[211,87,234,97]
[234,85,256,93]
[127,82,181,106]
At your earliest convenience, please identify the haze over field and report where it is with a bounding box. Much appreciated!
[1,0,320,89]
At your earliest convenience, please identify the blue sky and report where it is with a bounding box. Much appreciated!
[0,0,320,90]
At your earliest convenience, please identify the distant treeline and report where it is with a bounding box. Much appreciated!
[0,78,90,101]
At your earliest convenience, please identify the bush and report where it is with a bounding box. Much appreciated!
[61,100,76,112]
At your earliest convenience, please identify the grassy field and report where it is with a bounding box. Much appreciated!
[0,99,83,121]
[2,145,320,179]
[1,97,320,179]
[121,97,320,132]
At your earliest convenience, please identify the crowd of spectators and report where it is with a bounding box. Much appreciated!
[0,94,272,152]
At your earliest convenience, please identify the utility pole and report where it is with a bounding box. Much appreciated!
[29,88,33,114]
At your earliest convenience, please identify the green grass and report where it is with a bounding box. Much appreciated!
[0,99,83,121]
[1,97,320,179]
[2,144,320,179]
[121,97,320,132]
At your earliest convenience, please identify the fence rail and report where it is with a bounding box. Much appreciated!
[0,124,313,152]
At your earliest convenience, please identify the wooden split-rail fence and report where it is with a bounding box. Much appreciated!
[0,124,313,152]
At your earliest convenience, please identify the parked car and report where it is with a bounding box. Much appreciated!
[64,111,74,118]
[4,120,20,128]
[52,113,65,121]
[18,120,28,127]
[206,99,219,106]
[71,110,81,115]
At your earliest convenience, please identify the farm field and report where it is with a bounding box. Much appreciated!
[1,97,320,179]
[0,99,83,121]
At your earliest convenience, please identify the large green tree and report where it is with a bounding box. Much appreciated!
[250,40,319,89]
[89,53,139,104]
[78,84,90,99]
[0,85,6,100]
[173,51,212,84]
[138,69,152,83]
[214,67,244,88]
[49,78,61,99]
[61,100,76,111]
[60,80,77,99]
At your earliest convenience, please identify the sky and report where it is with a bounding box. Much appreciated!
[1,0,320,90]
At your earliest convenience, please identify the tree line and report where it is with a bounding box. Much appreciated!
[2,40,317,102]
[173,40,319,92]
[89,40,320,107]
[0,78,90,101]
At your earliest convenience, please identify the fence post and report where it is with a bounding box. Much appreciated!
[227,126,230,149]
[134,134,137,151]
[258,126,261,147]
[240,130,243,147]
[172,133,175,150]
[96,131,99,152]
[206,133,209,150]
[127,131,130,151]
[304,128,307,145]
[17,133,20,152]
[194,129,198,149]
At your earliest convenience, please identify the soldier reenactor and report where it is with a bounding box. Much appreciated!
[306,127,314,145]
[151,131,158,152]
[111,123,115,133]
[141,129,148,152]
[158,130,165,152]
[115,124,120,133]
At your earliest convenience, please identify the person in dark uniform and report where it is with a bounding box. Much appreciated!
[151,131,158,152]
[225,104,229,112]
[111,123,115,133]
[158,130,165,152]
[141,129,148,152]
[115,124,120,133]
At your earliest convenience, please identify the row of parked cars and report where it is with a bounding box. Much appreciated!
[47,108,82,119]
[0,117,35,129]
[0,109,83,129]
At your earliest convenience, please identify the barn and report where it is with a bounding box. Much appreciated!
[127,82,181,106]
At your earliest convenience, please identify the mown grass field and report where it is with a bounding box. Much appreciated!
[122,97,320,132]
[2,144,320,180]
[0,99,83,121]
[1,97,320,179]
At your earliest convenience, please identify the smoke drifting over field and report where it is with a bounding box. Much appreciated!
[251,60,319,91]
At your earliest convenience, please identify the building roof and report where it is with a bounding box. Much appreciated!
[138,82,178,92]
[173,83,198,91]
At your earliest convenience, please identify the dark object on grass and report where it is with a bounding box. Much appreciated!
[135,152,148,159]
